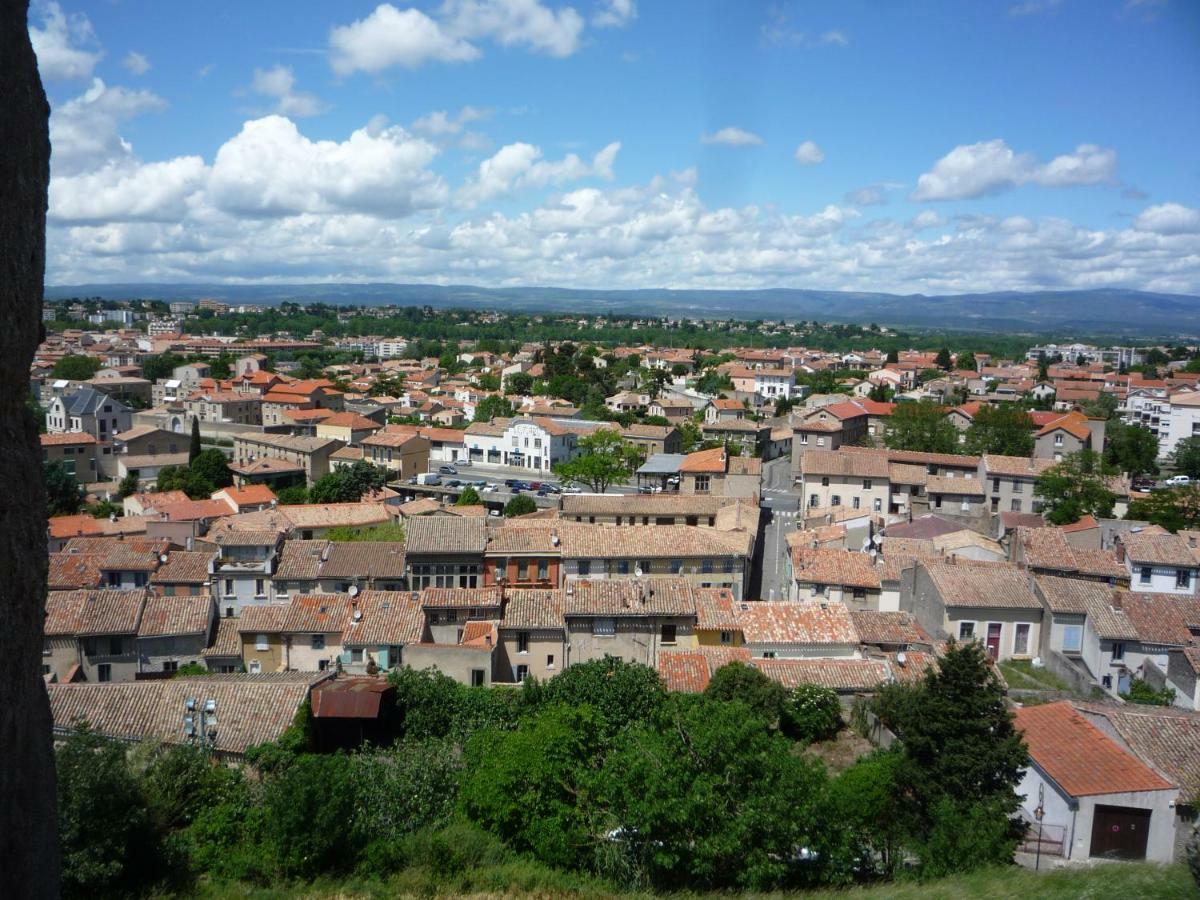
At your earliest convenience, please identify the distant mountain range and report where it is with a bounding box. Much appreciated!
[43,283,1200,338]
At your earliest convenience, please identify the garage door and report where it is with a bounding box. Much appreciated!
[1089,805,1151,860]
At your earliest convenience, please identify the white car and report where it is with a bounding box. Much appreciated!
[1166,475,1191,487]
[562,485,583,494]
[482,483,498,493]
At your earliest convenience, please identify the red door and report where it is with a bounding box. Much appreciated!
[986,623,1002,660]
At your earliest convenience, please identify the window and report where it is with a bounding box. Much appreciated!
[225,606,234,618]
[723,557,735,574]
[670,559,683,574]
[1112,642,1125,661]
[546,654,555,669]
[108,636,123,656]
[1054,434,1064,446]
[516,664,529,683]
[863,479,872,490]
[593,617,615,636]
[1062,624,1083,653]
[702,558,714,574]
[873,497,882,512]
[537,559,549,581]
[831,495,841,507]
[816,437,826,447]
[97,663,111,682]
[1013,623,1031,656]
[517,560,529,582]
[255,578,265,597]
[311,634,325,650]
[517,632,529,653]
[661,623,677,645]
[1012,480,1023,493]
[162,660,178,673]
[852,496,861,509]
[578,559,591,577]
[762,651,777,659]
[959,622,975,640]
[224,578,234,596]
[638,559,652,574]
[256,633,269,651]
[1140,566,1152,585]
[800,434,808,444]
[471,668,486,687]
[720,630,732,645]
[695,474,710,493]
[992,477,1000,493]
[351,648,364,663]
[42,640,50,657]
[809,494,819,508]
[821,476,830,487]
[617,559,630,575]
[853,587,866,601]
[1177,569,1192,589]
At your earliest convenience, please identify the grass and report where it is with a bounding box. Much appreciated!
[999,660,1072,692]
[177,862,1192,899]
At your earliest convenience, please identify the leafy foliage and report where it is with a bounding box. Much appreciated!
[885,401,959,454]
[457,485,481,506]
[1126,486,1200,532]
[552,429,639,493]
[157,448,234,499]
[1036,449,1117,524]
[53,354,102,380]
[1122,677,1176,706]
[325,522,406,541]
[703,661,785,726]
[474,395,516,422]
[1173,436,1200,480]
[504,494,537,517]
[1105,421,1160,478]
[308,459,387,503]
[45,459,84,516]
[782,682,843,743]
[963,405,1034,457]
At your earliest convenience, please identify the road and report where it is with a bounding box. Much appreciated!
[758,457,801,601]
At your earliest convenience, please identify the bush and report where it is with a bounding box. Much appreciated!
[1123,678,1176,706]
[703,661,786,726]
[541,656,666,734]
[504,494,537,517]
[782,683,842,743]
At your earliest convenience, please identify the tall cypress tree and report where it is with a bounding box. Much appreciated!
[188,417,202,463]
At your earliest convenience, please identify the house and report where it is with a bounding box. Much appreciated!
[273,540,407,597]
[113,425,190,485]
[338,590,425,674]
[375,424,466,464]
[800,448,889,516]
[231,432,344,487]
[404,517,488,590]
[902,560,1043,661]
[314,412,384,444]
[1118,529,1200,595]
[563,578,696,668]
[74,588,148,682]
[727,366,796,401]
[559,493,738,527]
[184,390,262,426]
[788,544,883,609]
[497,589,566,683]
[238,594,352,673]
[693,588,745,648]
[704,397,747,423]
[465,416,584,472]
[212,484,278,513]
[675,446,762,498]
[1012,527,1127,585]
[736,599,862,660]
[700,419,771,457]
[620,423,682,464]
[209,529,284,617]
[45,387,132,476]
[40,432,98,483]
[136,594,215,675]
[360,430,431,480]
[981,454,1056,516]
[1034,411,1105,461]
[1014,702,1178,863]
[150,550,216,597]
[482,525,561,588]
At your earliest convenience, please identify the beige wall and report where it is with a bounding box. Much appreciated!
[497,629,565,682]
[404,644,495,685]
[801,474,888,516]
[566,616,694,667]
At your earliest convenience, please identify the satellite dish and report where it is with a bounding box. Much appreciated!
[896,651,907,667]
[634,566,643,578]
[872,533,883,546]
[347,584,359,597]
[861,539,872,552]
[352,608,363,622]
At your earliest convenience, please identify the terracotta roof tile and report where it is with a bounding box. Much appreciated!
[345,591,425,645]
[138,594,212,637]
[47,552,104,590]
[500,589,565,630]
[151,550,216,585]
[922,560,1042,610]
[76,588,148,635]
[420,586,505,609]
[737,600,860,645]
[752,657,891,691]
[1075,702,1200,803]
[851,611,928,646]
[564,578,696,617]
[791,547,881,590]
[405,516,489,554]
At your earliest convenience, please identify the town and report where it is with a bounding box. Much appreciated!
[32,296,1200,886]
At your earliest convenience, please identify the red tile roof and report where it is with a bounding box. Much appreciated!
[1015,702,1174,797]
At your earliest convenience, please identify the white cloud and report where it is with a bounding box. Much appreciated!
[702,127,763,147]
[50,157,207,225]
[329,4,480,74]
[49,78,167,175]
[912,210,944,229]
[208,116,447,218]
[1134,203,1200,235]
[1009,0,1063,15]
[912,139,1118,201]
[122,51,151,75]
[460,140,620,203]
[593,0,636,28]
[250,65,329,118]
[441,0,586,58]
[794,140,824,165]
[820,30,848,46]
[29,1,102,80]
[412,105,491,136]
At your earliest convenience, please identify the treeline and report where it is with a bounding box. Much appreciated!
[57,643,1028,897]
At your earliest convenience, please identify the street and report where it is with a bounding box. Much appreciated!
[758,457,801,601]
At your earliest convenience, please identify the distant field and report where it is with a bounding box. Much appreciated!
[184,861,1192,899]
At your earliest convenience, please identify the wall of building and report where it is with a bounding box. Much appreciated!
[566,616,694,667]
[497,628,565,683]
[404,644,494,685]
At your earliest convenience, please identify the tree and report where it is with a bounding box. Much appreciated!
[935,347,952,369]
[505,372,533,396]
[52,353,101,381]
[116,471,140,499]
[275,484,309,505]
[503,494,537,517]
[1126,486,1200,532]
[140,352,186,383]
[885,349,898,364]
[45,459,83,516]
[190,448,232,490]
[309,460,386,504]
[884,402,958,454]
[474,395,515,422]
[822,750,910,880]
[1174,436,1200,480]
[1036,449,1118,525]
[703,661,785,726]
[188,417,202,463]
[456,485,481,506]
[1104,421,1159,478]
[781,683,842,743]
[552,428,638,494]
[872,641,1026,872]
[956,351,977,372]
[963,405,1034,457]
[541,656,667,735]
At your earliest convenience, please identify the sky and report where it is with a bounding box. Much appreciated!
[30,0,1200,296]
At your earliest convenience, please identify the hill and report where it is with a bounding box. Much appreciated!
[44,283,1200,338]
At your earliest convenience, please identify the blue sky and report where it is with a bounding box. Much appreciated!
[31,0,1200,295]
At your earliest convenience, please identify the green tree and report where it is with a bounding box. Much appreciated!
[702,661,786,726]
[189,417,202,463]
[259,755,358,879]
[474,395,516,422]
[57,729,160,897]
[1104,421,1160,478]
[935,347,952,369]
[600,695,827,890]
[542,656,667,735]
[505,371,534,395]
[275,483,309,505]
[45,459,84,516]
[457,485,481,506]
[781,683,842,743]
[872,641,1026,873]
[885,349,899,364]
[1036,449,1118,525]
[140,352,187,383]
[963,405,1034,457]
[309,459,386,503]
[52,354,102,381]
[190,447,233,490]
[1173,436,1200,480]
[552,428,638,493]
[1126,486,1200,531]
[822,750,910,880]
[884,401,959,454]
[956,351,977,372]
[504,494,537,517]
[116,471,140,499]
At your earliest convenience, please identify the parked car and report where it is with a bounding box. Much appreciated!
[563,485,583,494]
[482,483,498,493]
[1166,475,1192,487]
[530,482,542,491]
[540,484,562,494]
[439,464,458,475]
[638,485,654,494]
[416,473,441,485]
[514,481,532,492]
[504,478,521,488]
[445,479,461,488]
[457,458,472,467]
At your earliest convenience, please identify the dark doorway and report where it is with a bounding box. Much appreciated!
[1090,805,1151,860]
[986,623,1002,660]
